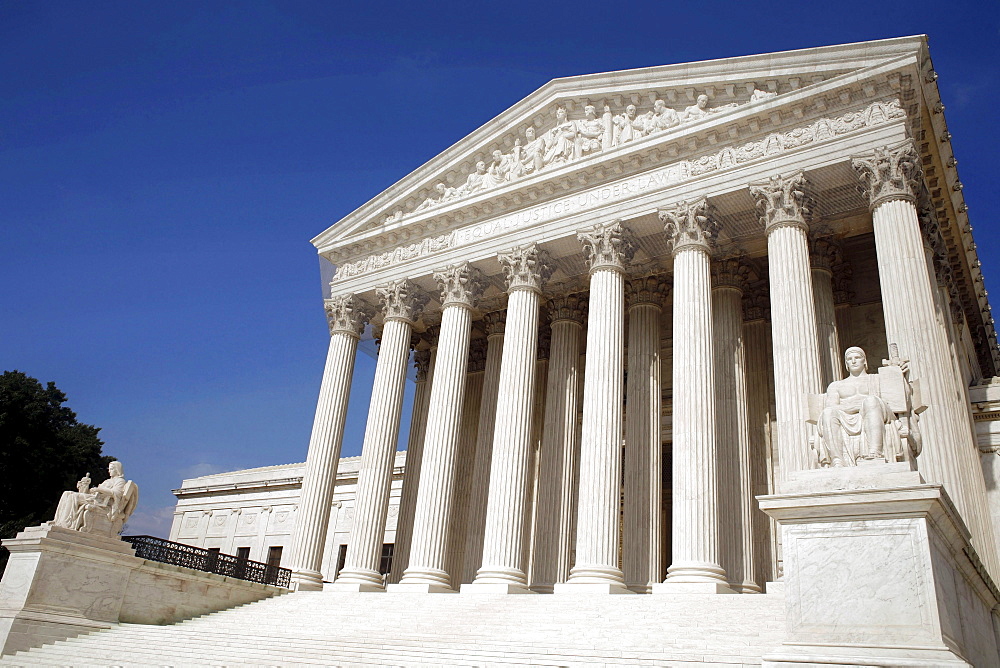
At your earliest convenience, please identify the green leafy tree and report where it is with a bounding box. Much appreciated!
[0,371,114,572]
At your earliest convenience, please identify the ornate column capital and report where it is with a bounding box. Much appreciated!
[547,293,588,324]
[809,236,843,274]
[749,172,814,233]
[325,294,374,337]
[468,338,488,373]
[918,203,947,256]
[659,197,720,255]
[498,243,555,293]
[413,349,432,382]
[433,262,489,309]
[851,140,923,209]
[833,265,854,306]
[711,258,753,293]
[626,275,671,308]
[376,279,428,323]
[578,220,637,273]
[422,323,441,346]
[742,279,771,321]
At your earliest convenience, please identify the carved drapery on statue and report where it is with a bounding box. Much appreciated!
[808,345,925,467]
[51,461,139,537]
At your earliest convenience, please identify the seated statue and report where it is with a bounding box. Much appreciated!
[51,460,139,536]
[813,346,923,467]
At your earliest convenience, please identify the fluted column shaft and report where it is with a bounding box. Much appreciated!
[624,288,663,593]
[387,348,435,584]
[665,246,726,584]
[444,367,484,588]
[289,328,362,590]
[472,288,542,586]
[462,321,505,584]
[337,317,414,588]
[399,263,485,591]
[743,317,776,586]
[812,267,842,388]
[712,281,760,593]
[873,200,988,548]
[531,305,584,592]
[567,266,626,587]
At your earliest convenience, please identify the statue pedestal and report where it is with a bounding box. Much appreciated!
[0,524,139,656]
[758,473,1000,667]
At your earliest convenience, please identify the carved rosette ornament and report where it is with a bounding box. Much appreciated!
[376,279,429,323]
[467,338,488,373]
[324,294,374,337]
[711,258,752,292]
[577,220,637,273]
[809,236,843,274]
[414,349,432,382]
[498,243,555,293]
[433,262,489,309]
[659,197,721,254]
[547,293,588,324]
[626,275,671,308]
[482,310,507,336]
[851,140,923,209]
[748,172,814,233]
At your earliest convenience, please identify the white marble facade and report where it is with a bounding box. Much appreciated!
[170,453,405,580]
[202,38,1000,617]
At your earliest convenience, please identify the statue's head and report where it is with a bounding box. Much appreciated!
[626,104,637,117]
[476,161,486,173]
[525,127,536,140]
[492,150,502,161]
[435,182,447,194]
[109,460,124,477]
[653,100,665,112]
[556,106,567,121]
[697,94,709,108]
[584,104,596,117]
[844,346,868,374]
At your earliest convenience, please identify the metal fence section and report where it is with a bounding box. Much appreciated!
[122,535,291,588]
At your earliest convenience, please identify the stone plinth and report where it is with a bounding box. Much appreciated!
[0,524,282,655]
[758,472,1000,667]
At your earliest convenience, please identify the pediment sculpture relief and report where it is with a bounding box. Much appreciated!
[51,460,139,537]
[808,345,925,468]
[412,90,774,216]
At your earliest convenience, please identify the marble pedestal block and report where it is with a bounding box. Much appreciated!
[0,524,136,655]
[758,471,1000,667]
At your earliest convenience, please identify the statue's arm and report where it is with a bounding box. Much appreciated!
[824,384,841,409]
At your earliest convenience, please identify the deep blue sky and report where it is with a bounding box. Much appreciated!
[2,1,998,537]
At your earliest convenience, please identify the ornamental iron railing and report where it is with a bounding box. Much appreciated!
[122,535,291,588]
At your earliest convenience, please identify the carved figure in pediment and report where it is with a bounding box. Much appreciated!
[542,107,578,167]
[645,99,681,134]
[813,346,923,467]
[415,182,458,212]
[487,149,516,187]
[682,94,711,122]
[750,88,777,103]
[514,127,546,176]
[575,105,604,157]
[457,160,489,196]
[614,104,645,145]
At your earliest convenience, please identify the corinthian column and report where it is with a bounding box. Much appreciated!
[461,310,506,584]
[653,199,730,593]
[387,344,434,584]
[711,259,760,594]
[623,276,668,593]
[750,173,823,485]
[531,294,586,592]
[810,237,844,388]
[334,280,427,591]
[396,263,487,592]
[557,221,635,595]
[853,141,1000,575]
[289,295,373,591]
[465,245,553,594]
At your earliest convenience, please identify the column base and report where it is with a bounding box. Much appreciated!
[553,582,634,595]
[324,581,385,593]
[729,581,763,594]
[290,569,325,592]
[528,583,554,594]
[461,582,535,595]
[651,582,736,594]
[387,582,456,594]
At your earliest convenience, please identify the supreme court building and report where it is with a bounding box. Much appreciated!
[274,36,999,663]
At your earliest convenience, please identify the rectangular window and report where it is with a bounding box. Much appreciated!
[235,547,250,561]
[335,544,347,580]
[378,543,394,576]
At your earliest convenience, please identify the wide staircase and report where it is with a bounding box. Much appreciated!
[1,589,786,667]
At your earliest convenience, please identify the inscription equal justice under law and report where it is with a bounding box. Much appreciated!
[331,98,904,283]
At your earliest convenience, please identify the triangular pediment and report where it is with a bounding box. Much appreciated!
[312,36,929,256]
